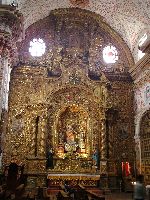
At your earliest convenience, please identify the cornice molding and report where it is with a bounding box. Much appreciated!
[129,53,150,81]
[0,4,23,41]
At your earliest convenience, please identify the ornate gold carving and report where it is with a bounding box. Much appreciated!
[47,173,99,187]
[4,72,134,186]
[26,158,46,174]
[49,157,94,173]
[2,9,135,184]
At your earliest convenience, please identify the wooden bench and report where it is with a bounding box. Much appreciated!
[78,184,105,200]
[76,184,89,200]
[86,190,105,200]
[43,187,51,199]
[28,190,36,200]
[21,191,30,200]
[57,190,73,200]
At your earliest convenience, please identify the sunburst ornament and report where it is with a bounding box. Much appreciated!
[69,0,89,8]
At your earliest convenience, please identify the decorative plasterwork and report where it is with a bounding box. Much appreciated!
[18,8,134,78]
[0,5,23,61]
[15,0,150,61]
[0,4,23,41]
[129,53,150,81]
[132,47,150,173]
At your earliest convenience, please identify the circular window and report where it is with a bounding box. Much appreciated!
[29,38,46,57]
[103,45,118,64]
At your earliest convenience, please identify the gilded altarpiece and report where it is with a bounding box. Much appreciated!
[3,9,135,187]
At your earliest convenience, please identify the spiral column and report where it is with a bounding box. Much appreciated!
[100,118,107,160]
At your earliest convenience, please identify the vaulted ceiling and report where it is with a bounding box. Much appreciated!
[17,0,150,62]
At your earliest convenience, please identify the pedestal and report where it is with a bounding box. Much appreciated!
[26,157,47,188]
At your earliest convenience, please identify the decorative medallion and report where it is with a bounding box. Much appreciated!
[69,0,89,8]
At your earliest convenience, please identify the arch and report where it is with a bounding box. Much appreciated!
[47,85,102,160]
[139,109,150,183]
[135,105,150,139]
[134,106,150,173]
[54,104,91,157]
[19,8,134,73]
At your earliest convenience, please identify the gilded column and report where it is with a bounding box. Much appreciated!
[29,116,37,157]
[38,114,47,157]
[100,118,107,160]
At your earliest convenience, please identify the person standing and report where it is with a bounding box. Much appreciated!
[134,175,145,200]
[46,148,54,169]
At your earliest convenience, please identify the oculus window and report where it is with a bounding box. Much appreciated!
[103,45,118,64]
[29,38,46,57]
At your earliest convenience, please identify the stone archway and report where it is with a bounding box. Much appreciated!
[139,109,150,184]
[134,105,150,174]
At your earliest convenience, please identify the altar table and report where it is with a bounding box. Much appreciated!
[47,173,100,187]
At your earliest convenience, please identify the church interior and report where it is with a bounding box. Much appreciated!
[0,0,149,199]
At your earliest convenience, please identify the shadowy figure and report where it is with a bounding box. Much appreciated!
[134,175,145,200]
[46,148,54,169]
[36,186,43,200]
[7,162,19,192]
[64,180,75,199]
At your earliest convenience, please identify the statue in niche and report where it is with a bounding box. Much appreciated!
[64,125,78,153]
[46,147,54,169]
[47,47,62,77]
[57,105,88,157]
[92,148,100,169]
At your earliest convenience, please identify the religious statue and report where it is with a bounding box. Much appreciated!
[46,148,54,169]
[92,148,100,169]
[64,125,78,153]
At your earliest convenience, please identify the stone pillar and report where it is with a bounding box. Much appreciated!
[0,4,23,167]
[134,135,141,175]
[0,4,23,116]
[0,57,11,112]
